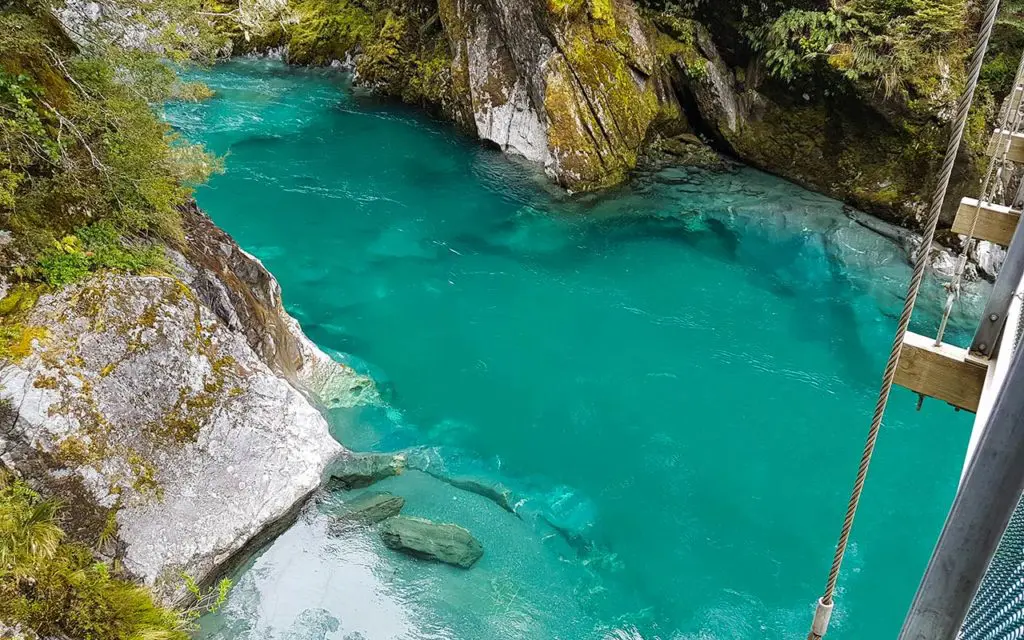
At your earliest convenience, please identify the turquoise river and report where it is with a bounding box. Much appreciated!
[166,59,986,640]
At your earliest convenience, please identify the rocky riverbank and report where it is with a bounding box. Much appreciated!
[0,203,375,602]
[221,0,1019,234]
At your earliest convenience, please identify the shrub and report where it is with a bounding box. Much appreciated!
[0,6,221,278]
[748,0,972,99]
[0,475,195,639]
[37,221,164,287]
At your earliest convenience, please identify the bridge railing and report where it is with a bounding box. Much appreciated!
[956,265,1024,640]
[898,252,1024,639]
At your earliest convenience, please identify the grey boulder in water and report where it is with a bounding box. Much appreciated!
[326,492,406,532]
[326,453,406,490]
[379,516,483,568]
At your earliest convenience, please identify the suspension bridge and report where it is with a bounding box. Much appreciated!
[802,0,1024,637]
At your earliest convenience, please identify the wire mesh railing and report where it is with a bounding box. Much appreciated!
[958,283,1024,640]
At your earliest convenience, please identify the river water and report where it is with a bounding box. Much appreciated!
[166,59,984,640]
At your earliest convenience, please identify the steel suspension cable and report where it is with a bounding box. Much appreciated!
[805,0,1003,637]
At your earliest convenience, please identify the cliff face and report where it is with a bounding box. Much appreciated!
[658,20,961,229]
[263,0,685,191]
[0,205,373,602]
[234,0,1005,227]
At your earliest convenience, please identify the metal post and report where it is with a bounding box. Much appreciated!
[970,224,1024,358]
[899,339,1024,639]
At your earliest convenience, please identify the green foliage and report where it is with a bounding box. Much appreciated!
[750,0,970,99]
[982,0,1024,97]
[37,249,91,288]
[753,9,849,83]
[0,474,201,639]
[0,478,63,570]
[37,221,163,287]
[282,0,453,109]
[0,6,222,285]
[646,0,976,103]
[288,0,375,66]
[182,572,232,614]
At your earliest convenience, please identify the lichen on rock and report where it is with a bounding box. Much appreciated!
[0,271,345,600]
[0,205,375,602]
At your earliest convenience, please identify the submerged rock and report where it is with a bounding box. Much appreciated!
[327,453,407,491]
[441,476,516,515]
[326,492,406,532]
[379,516,483,568]
[281,607,341,640]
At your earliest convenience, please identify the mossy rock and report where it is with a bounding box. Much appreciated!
[543,0,681,191]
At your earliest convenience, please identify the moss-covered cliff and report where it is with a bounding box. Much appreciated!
[228,0,1023,228]
[646,0,1020,228]
[225,0,686,191]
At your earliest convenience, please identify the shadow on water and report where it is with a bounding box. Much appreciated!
[227,133,287,152]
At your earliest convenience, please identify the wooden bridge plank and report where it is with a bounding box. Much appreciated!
[895,332,987,413]
[988,130,1024,163]
[952,198,1020,246]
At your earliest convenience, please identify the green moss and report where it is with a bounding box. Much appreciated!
[33,374,58,389]
[360,11,412,85]
[288,0,375,66]
[404,40,455,106]
[56,436,92,466]
[1,325,47,362]
[650,14,707,80]
[543,62,609,188]
[0,285,47,363]
[156,353,238,444]
[0,284,44,317]
[279,0,457,112]
[128,452,162,498]
[545,11,673,191]
[728,98,940,225]
[548,0,587,17]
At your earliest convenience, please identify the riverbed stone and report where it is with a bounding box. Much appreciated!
[327,453,406,491]
[379,516,483,568]
[326,492,406,532]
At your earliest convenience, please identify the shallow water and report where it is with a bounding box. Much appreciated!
[168,59,984,640]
